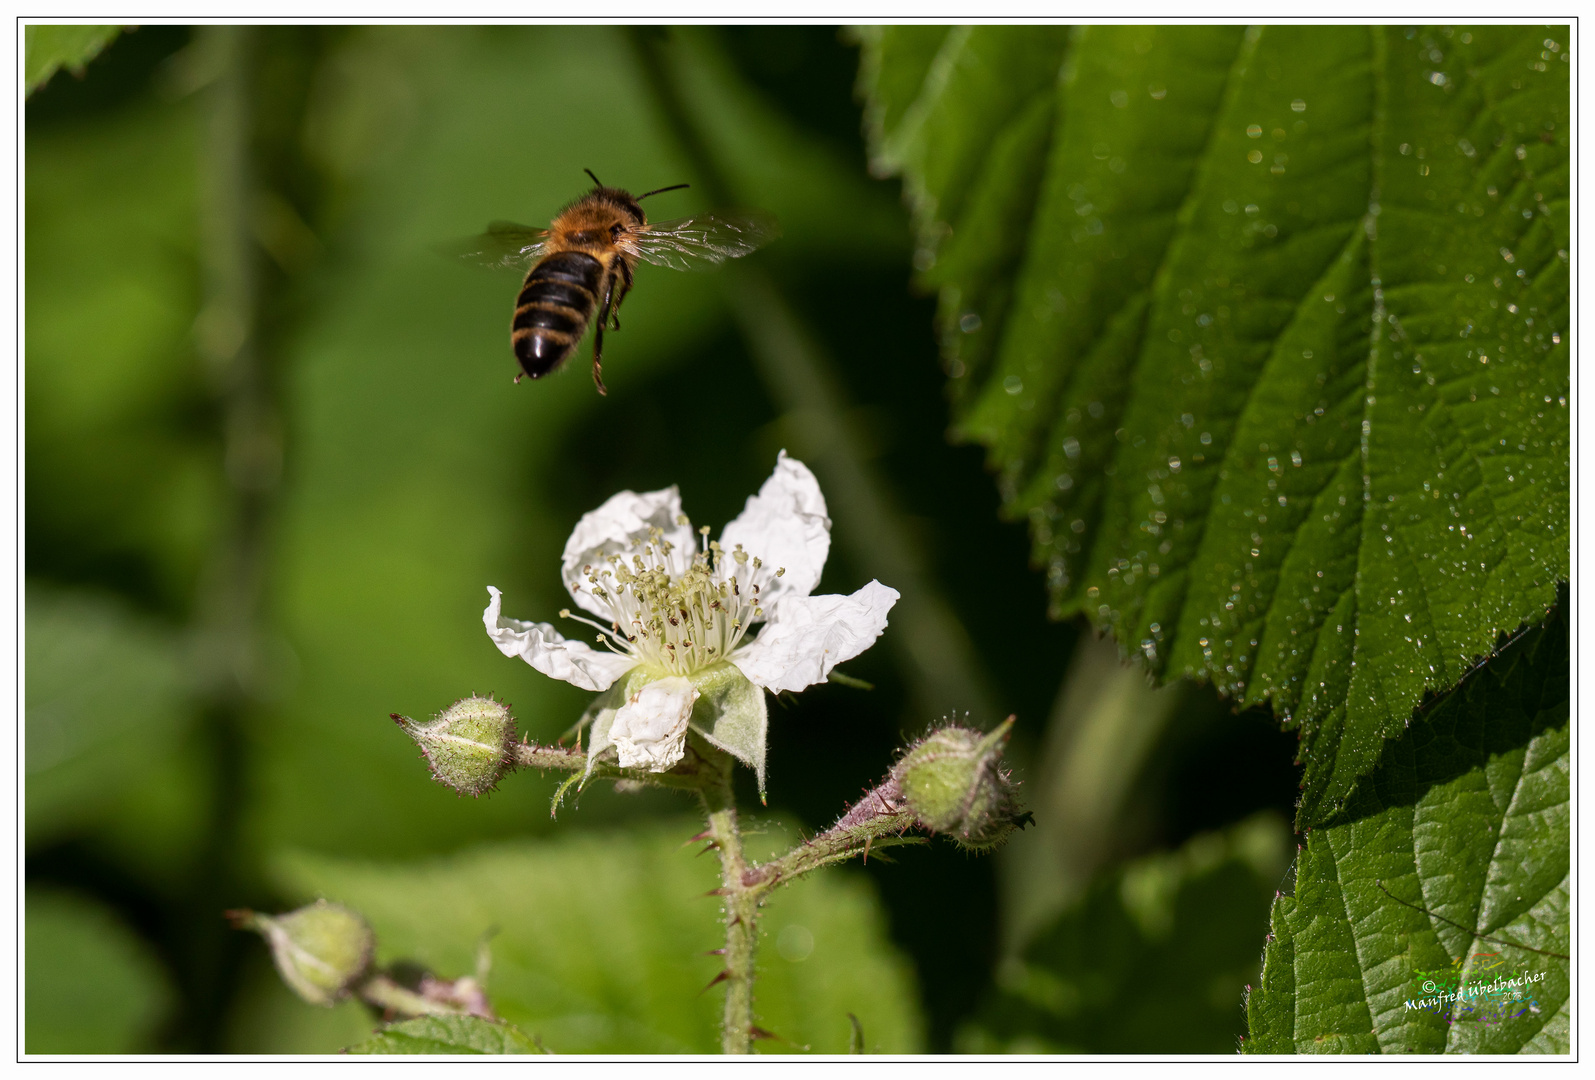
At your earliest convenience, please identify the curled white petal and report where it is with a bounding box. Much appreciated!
[483,587,635,692]
[730,580,899,694]
[560,486,695,617]
[718,451,831,615]
[610,676,699,772]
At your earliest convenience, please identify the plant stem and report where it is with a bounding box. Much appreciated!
[744,778,921,893]
[357,974,473,1019]
[188,23,276,1050]
[701,755,756,1055]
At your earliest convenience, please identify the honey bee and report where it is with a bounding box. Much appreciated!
[455,170,779,395]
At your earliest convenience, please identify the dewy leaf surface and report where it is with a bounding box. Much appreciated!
[858,25,1569,822]
[1243,603,1568,1054]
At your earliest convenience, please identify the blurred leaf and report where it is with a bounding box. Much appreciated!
[660,28,907,263]
[1244,603,1567,1054]
[849,26,956,157]
[26,97,217,614]
[959,813,1289,1053]
[26,888,175,1053]
[25,584,193,846]
[270,820,923,1053]
[224,955,376,1054]
[349,1015,546,1055]
[858,25,1570,824]
[25,25,123,95]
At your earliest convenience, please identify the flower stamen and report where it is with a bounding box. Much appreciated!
[564,514,781,677]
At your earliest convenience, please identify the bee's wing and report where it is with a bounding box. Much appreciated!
[628,210,781,272]
[438,221,550,269]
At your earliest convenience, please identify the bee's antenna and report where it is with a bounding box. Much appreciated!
[584,168,603,188]
[636,183,690,201]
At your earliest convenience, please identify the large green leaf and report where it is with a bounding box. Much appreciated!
[1244,602,1567,1054]
[857,25,1569,822]
[958,813,1289,1053]
[25,25,122,95]
[271,820,923,1053]
[349,1016,547,1055]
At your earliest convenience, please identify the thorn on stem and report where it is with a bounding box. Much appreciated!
[700,970,732,995]
[847,1013,865,1054]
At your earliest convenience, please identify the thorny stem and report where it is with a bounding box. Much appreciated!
[743,778,921,893]
[510,742,588,772]
[701,754,757,1055]
[511,737,721,812]
[509,737,922,1053]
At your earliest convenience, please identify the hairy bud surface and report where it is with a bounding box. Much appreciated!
[230,901,374,1007]
[393,694,516,796]
[891,717,1021,850]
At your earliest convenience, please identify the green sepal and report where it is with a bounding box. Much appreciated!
[686,661,769,801]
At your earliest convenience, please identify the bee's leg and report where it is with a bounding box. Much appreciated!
[609,262,633,331]
[592,278,616,396]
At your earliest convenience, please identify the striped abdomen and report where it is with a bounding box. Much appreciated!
[512,250,604,379]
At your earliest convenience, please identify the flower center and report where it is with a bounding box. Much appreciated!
[562,518,784,676]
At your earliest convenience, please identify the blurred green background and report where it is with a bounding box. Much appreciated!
[25,25,1301,1053]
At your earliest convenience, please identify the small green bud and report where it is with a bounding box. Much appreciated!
[891,717,1022,850]
[392,694,516,797]
[229,901,374,1007]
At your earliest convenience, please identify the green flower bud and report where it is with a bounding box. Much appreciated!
[392,694,516,797]
[229,901,374,1007]
[891,717,1022,850]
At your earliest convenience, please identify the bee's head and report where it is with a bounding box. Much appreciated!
[581,168,652,225]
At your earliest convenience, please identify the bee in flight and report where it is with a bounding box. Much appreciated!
[454,170,779,395]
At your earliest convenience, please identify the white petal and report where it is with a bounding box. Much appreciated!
[560,486,695,618]
[718,451,830,614]
[609,676,699,772]
[730,580,899,694]
[483,587,635,692]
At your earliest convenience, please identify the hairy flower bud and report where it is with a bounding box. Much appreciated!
[891,717,1022,850]
[229,900,375,1007]
[392,694,516,797]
